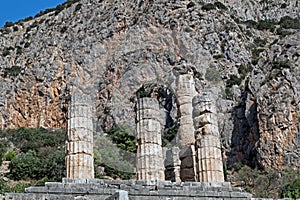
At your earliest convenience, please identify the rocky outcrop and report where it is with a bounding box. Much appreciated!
[66,93,94,179]
[0,0,299,171]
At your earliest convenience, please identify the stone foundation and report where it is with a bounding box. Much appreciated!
[3,178,253,200]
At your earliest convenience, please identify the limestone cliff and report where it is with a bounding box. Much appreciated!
[0,0,299,170]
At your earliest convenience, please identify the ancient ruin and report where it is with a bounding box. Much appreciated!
[136,97,165,180]
[65,93,94,179]
[174,66,198,182]
[193,91,225,182]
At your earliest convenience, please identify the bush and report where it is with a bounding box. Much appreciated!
[279,16,300,29]
[0,141,7,165]
[11,182,30,193]
[281,179,300,199]
[4,149,16,161]
[0,179,11,195]
[94,135,135,180]
[106,125,136,153]
[202,2,227,11]
[257,19,276,31]
[9,151,41,180]
[226,74,242,87]
[205,67,222,83]
[3,66,22,77]
[74,3,82,12]
[162,122,178,147]
[6,127,66,153]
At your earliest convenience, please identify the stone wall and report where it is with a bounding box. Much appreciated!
[3,178,253,200]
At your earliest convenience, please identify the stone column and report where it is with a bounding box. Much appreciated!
[175,69,197,182]
[164,147,181,182]
[66,93,94,179]
[136,97,165,181]
[193,91,224,182]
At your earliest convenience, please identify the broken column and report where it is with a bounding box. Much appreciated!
[66,93,94,179]
[174,66,197,182]
[164,147,181,182]
[136,97,165,180]
[192,91,224,182]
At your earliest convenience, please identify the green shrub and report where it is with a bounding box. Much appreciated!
[162,122,178,147]
[257,19,276,31]
[201,3,215,11]
[106,125,136,153]
[202,2,227,11]
[238,64,253,79]
[3,66,22,77]
[74,3,82,12]
[272,60,290,69]
[280,3,287,8]
[279,16,300,29]
[225,87,233,99]
[11,182,30,193]
[205,67,222,83]
[0,141,7,165]
[0,179,11,195]
[194,71,203,80]
[7,127,66,153]
[4,149,16,161]
[226,74,242,87]
[4,21,13,27]
[94,135,135,180]
[213,54,225,60]
[281,179,300,199]
[41,148,65,181]
[9,151,41,180]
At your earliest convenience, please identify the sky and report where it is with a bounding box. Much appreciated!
[0,0,66,27]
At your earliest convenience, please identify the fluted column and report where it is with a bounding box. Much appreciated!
[66,93,94,179]
[193,91,224,182]
[136,97,165,180]
[175,70,197,182]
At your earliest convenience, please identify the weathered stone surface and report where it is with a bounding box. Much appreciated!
[66,93,94,179]
[174,65,197,182]
[2,178,253,199]
[136,97,164,181]
[163,147,181,182]
[193,91,224,182]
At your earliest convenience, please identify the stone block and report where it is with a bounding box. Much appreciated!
[179,145,196,159]
[136,119,161,133]
[177,96,194,105]
[69,104,93,118]
[195,124,220,138]
[66,141,93,154]
[178,104,193,116]
[136,108,161,122]
[193,113,218,128]
[197,135,221,148]
[136,98,159,110]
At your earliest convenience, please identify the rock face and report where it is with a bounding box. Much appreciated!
[66,93,94,179]
[136,97,165,180]
[0,0,299,172]
[193,91,224,182]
